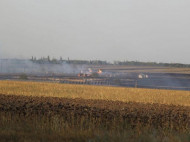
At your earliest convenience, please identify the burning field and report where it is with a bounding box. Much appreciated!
[0,80,190,141]
[1,65,190,91]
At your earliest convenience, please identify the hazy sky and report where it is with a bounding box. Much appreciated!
[0,0,190,63]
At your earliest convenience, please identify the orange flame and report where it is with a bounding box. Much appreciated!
[97,69,102,74]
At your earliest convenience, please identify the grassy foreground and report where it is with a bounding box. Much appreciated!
[0,95,190,142]
[0,80,190,106]
[0,80,190,141]
[1,112,189,142]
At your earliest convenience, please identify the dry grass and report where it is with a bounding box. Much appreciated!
[0,80,190,141]
[0,80,190,106]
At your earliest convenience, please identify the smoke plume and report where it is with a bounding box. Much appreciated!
[0,59,85,75]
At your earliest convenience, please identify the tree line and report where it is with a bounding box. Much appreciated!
[30,56,190,68]
[30,56,109,65]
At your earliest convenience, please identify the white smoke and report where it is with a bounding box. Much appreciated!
[0,59,85,75]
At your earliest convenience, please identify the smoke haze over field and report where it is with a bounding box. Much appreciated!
[0,59,84,75]
[0,0,190,64]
